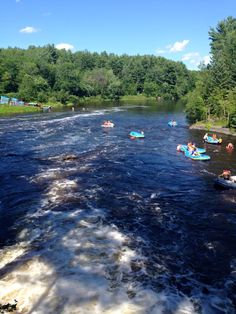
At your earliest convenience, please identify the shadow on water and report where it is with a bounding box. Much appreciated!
[0,103,236,313]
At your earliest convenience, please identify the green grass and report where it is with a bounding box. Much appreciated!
[44,101,65,108]
[212,119,228,127]
[79,95,155,103]
[0,105,40,116]
[0,95,158,116]
[78,96,104,103]
[120,95,155,101]
[194,119,228,129]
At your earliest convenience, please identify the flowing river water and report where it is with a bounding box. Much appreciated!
[0,102,236,314]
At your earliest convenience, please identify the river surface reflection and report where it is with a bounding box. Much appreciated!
[0,102,235,313]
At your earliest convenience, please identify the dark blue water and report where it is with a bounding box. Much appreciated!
[0,103,236,313]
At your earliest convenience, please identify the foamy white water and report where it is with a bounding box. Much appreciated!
[0,164,198,314]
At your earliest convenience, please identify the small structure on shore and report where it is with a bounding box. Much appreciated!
[0,96,10,104]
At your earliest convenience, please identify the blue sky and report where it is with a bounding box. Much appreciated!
[1,0,235,69]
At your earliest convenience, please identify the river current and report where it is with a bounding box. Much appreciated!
[0,102,236,314]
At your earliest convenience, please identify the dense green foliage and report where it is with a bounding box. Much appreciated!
[0,46,194,104]
[185,16,236,127]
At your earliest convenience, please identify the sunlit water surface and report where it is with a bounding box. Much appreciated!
[0,103,236,314]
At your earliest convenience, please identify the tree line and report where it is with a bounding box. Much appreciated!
[2,16,234,126]
[185,16,236,128]
[0,45,194,104]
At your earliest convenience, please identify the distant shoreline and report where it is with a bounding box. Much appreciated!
[189,123,236,136]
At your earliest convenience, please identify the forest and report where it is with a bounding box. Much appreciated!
[0,44,194,104]
[0,16,235,127]
[185,16,236,128]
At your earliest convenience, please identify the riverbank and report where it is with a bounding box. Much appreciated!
[0,105,41,116]
[0,101,68,116]
[0,95,157,117]
[189,122,236,136]
[77,95,156,104]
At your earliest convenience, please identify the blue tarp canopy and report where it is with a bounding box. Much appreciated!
[10,98,19,105]
[0,96,10,104]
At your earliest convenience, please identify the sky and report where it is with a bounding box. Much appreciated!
[0,0,236,70]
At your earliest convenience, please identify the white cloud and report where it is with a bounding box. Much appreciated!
[202,55,211,65]
[55,43,74,51]
[19,26,38,33]
[181,52,211,68]
[156,41,211,69]
[156,49,166,54]
[169,40,189,53]
[181,52,200,62]
[156,39,190,55]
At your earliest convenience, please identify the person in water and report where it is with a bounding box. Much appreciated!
[203,133,208,140]
[176,144,182,151]
[219,169,231,180]
[187,142,198,155]
[191,145,200,155]
[187,142,196,152]
[226,143,234,150]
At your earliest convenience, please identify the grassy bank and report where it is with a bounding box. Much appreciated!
[120,95,156,102]
[0,105,41,116]
[0,95,156,117]
[43,102,62,108]
[76,95,155,104]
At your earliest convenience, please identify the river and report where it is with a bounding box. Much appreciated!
[0,102,236,314]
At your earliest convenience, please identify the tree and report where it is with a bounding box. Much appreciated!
[209,17,236,91]
[143,81,158,97]
[18,74,49,101]
[0,45,193,102]
[54,62,81,96]
[185,16,236,124]
[185,90,207,122]
[226,87,236,126]
[81,68,122,100]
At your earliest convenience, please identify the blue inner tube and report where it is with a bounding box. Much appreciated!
[129,131,145,138]
[180,145,206,154]
[214,177,236,189]
[184,151,210,160]
[205,136,220,144]
[168,121,178,127]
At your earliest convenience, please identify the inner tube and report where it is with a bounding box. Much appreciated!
[101,123,114,128]
[184,151,210,160]
[129,131,145,138]
[168,121,178,127]
[204,136,221,144]
[214,176,236,189]
[179,145,206,154]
